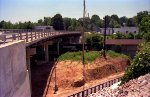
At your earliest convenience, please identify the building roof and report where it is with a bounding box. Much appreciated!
[106,39,143,45]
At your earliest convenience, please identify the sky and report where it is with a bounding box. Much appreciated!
[0,0,150,23]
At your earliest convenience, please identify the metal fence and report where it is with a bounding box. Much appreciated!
[68,77,122,97]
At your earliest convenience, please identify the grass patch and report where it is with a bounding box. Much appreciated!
[59,51,101,63]
[107,50,129,59]
[58,50,129,63]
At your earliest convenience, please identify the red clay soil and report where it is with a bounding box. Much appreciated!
[31,56,129,97]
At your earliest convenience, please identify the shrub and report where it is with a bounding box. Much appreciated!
[126,32,135,39]
[121,42,150,84]
[134,32,143,39]
[113,32,126,39]
[85,32,103,50]
[143,31,150,42]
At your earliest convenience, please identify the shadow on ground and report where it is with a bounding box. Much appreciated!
[31,62,54,97]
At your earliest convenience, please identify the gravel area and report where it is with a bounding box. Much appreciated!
[88,73,150,97]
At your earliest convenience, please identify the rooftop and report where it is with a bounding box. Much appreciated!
[106,39,143,45]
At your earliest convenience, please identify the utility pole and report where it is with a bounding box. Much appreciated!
[82,0,86,97]
[82,0,85,65]
[103,16,107,58]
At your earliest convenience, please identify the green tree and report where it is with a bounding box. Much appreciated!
[78,17,91,31]
[85,33,103,50]
[91,15,102,29]
[3,21,13,29]
[24,21,34,29]
[51,14,64,30]
[120,16,128,26]
[127,18,135,27]
[43,17,51,25]
[0,20,5,28]
[13,23,20,29]
[132,16,138,26]
[109,19,120,28]
[111,14,120,26]
[139,15,150,33]
[18,22,25,29]
[103,15,111,27]
[137,11,149,24]
[69,18,80,31]
[37,19,44,26]
[63,17,71,30]
[143,32,150,42]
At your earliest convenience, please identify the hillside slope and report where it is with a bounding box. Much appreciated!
[45,56,129,97]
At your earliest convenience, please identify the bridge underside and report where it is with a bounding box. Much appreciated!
[25,34,81,96]
[26,34,81,65]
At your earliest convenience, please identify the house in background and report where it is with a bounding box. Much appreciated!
[106,39,143,58]
[99,27,139,35]
[34,26,54,31]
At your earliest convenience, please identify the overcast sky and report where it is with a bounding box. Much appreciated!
[0,0,150,23]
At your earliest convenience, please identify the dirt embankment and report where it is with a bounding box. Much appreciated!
[45,56,129,97]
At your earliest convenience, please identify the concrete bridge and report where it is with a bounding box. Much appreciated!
[0,29,81,64]
[0,29,81,97]
[0,29,81,46]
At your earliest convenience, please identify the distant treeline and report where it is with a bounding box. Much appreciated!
[0,11,149,31]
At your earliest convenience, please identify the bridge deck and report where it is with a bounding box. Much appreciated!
[0,29,81,47]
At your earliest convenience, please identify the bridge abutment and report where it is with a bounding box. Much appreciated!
[0,41,31,97]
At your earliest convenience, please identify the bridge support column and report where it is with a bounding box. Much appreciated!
[44,42,49,62]
[44,43,49,62]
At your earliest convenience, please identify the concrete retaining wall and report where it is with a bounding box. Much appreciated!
[0,41,31,97]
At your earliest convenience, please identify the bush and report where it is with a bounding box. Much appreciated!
[121,42,150,84]
[113,32,126,39]
[134,33,143,39]
[126,32,135,39]
[85,32,103,50]
[143,31,150,42]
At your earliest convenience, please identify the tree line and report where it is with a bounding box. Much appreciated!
[0,11,149,31]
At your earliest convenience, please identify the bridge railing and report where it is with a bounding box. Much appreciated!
[0,29,80,44]
[67,77,122,97]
